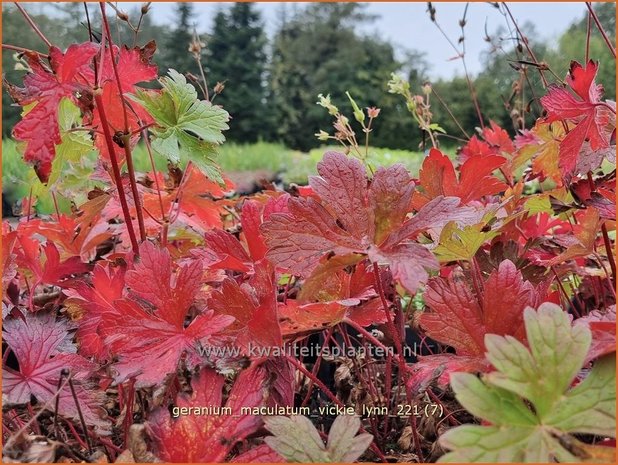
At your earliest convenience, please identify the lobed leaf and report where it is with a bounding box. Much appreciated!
[439,303,616,463]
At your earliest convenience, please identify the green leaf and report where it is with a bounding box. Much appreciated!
[434,222,499,262]
[263,415,373,463]
[130,69,230,183]
[524,194,552,214]
[439,303,616,463]
[21,98,97,205]
[428,123,447,134]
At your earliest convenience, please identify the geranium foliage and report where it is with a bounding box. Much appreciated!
[1,7,615,464]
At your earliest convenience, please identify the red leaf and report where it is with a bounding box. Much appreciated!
[242,200,268,261]
[2,229,18,295]
[262,152,480,293]
[147,365,268,462]
[2,311,110,434]
[11,43,99,182]
[231,444,285,463]
[369,164,416,244]
[16,236,89,291]
[204,229,253,272]
[458,135,494,162]
[208,260,282,351]
[310,151,373,239]
[95,242,233,386]
[575,306,616,363]
[141,169,232,234]
[63,263,125,359]
[263,358,295,409]
[540,60,611,175]
[420,260,545,356]
[202,194,291,273]
[278,300,347,337]
[367,242,437,295]
[125,241,202,328]
[100,299,232,386]
[407,354,491,392]
[482,120,515,155]
[297,258,385,327]
[90,43,157,163]
[412,148,506,208]
[20,213,111,262]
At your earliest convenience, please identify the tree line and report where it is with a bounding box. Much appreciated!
[2,2,615,151]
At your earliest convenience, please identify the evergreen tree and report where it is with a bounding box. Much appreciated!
[161,3,199,76]
[269,3,408,151]
[206,3,269,142]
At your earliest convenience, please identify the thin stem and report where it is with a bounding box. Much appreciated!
[587,171,616,284]
[5,373,72,450]
[343,318,390,351]
[503,4,549,87]
[52,370,67,439]
[372,263,404,358]
[195,54,210,101]
[14,3,51,48]
[431,86,470,139]
[83,2,94,42]
[122,142,147,240]
[26,187,33,222]
[142,129,166,221]
[285,355,387,462]
[300,328,334,408]
[601,223,616,285]
[50,191,61,220]
[586,2,616,58]
[585,9,592,63]
[2,43,46,56]
[100,4,146,241]
[67,376,93,455]
[429,10,485,130]
[94,92,140,255]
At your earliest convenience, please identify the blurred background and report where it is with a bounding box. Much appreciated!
[2,2,616,211]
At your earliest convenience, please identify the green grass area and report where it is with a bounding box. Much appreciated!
[2,139,425,214]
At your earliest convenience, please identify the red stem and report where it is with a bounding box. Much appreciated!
[586,2,616,58]
[343,318,390,351]
[300,328,334,408]
[99,4,146,241]
[51,191,61,220]
[122,380,136,448]
[587,172,615,285]
[285,356,387,462]
[371,263,423,459]
[94,92,140,255]
[2,43,46,56]
[585,10,592,63]
[14,3,51,48]
[142,129,166,221]
[372,263,404,358]
[123,142,147,240]
[601,224,616,285]
[26,187,33,221]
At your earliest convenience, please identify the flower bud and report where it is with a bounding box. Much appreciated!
[317,93,339,115]
[214,82,225,94]
[117,10,129,22]
[367,107,381,119]
[315,130,330,141]
[188,36,206,57]
[387,73,410,96]
[346,91,365,124]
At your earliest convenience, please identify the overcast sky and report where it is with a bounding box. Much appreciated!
[26,2,591,79]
